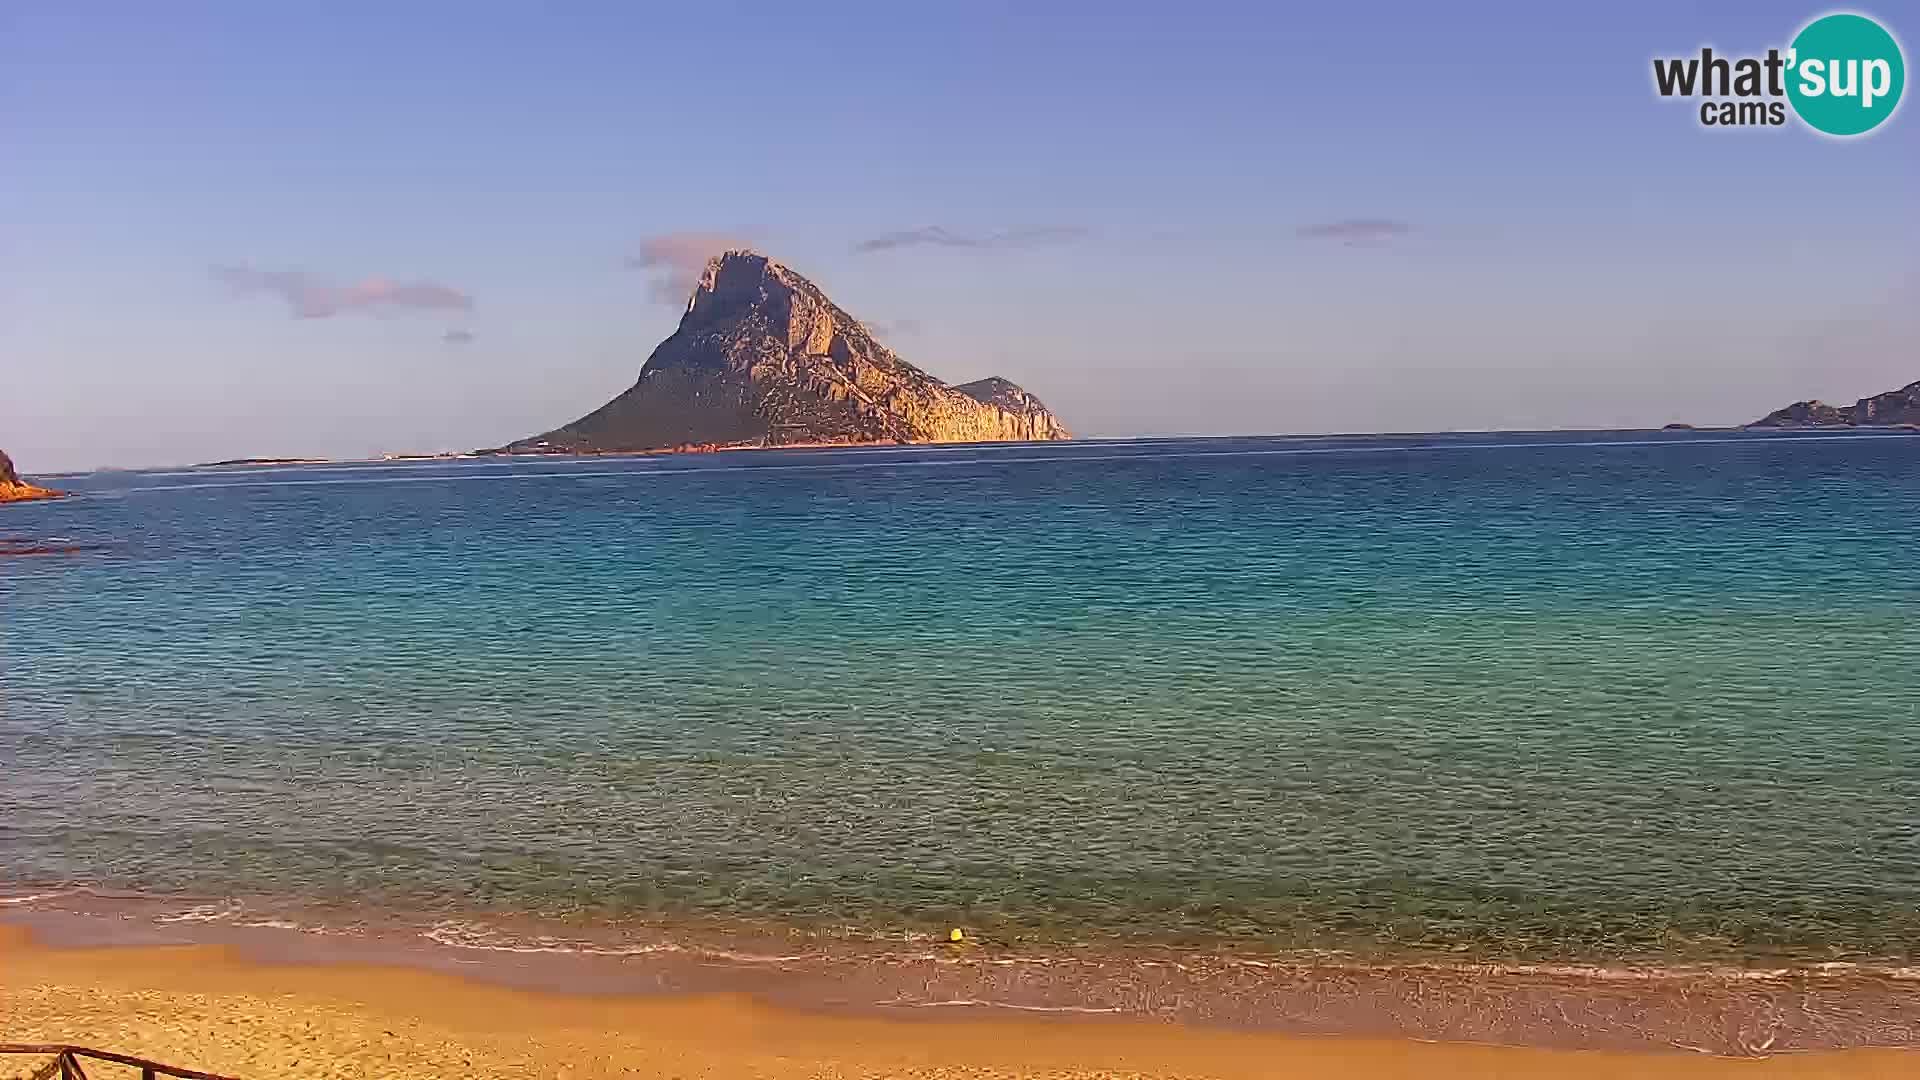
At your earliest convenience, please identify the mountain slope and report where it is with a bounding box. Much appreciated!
[1751,378,1920,427]
[508,251,1070,453]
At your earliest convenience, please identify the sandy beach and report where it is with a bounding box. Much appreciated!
[2,926,1915,1080]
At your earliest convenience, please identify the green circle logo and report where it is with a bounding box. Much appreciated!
[1787,13,1906,136]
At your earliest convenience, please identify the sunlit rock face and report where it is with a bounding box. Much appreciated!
[0,448,63,504]
[507,251,1070,453]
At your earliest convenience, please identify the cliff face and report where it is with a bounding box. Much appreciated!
[509,251,1070,453]
[0,448,64,504]
[952,376,1069,437]
[1751,378,1920,427]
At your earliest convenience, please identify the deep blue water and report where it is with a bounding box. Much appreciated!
[4,431,1918,964]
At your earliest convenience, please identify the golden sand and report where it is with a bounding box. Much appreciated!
[2,927,1915,1079]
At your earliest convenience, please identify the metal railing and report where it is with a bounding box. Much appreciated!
[0,1044,240,1080]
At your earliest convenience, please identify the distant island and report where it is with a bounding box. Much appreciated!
[1750,377,1920,428]
[194,457,334,468]
[0,447,64,504]
[496,250,1070,455]
[191,453,474,467]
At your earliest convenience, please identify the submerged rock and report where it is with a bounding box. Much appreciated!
[505,250,1070,453]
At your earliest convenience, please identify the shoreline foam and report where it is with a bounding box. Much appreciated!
[6,886,1919,1058]
[5,924,1918,1080]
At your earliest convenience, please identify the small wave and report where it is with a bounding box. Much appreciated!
[875,998,1125,1014]
[235,918,327,933]
[424,921,678,957]
[154,902,244,924]
[146,902,346,935]
[1203,955,1920,983]
[0,890,75,906]
[422,920,818,964]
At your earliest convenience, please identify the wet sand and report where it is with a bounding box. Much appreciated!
[10,890,1920,1058]
[4,926,1917,1080]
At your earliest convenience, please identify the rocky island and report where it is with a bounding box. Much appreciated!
[0,447,63,504]
[501,250,1069,454]
[194,456,333,468]
[1750,377,1920,427]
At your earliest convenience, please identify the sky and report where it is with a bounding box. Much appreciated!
[3,1,1916,471]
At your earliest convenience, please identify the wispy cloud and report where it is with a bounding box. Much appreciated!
[212,265,473,318]
[1296,219,1416,246]
[852,225,1090,254]
[626,231,757,303]
[442,329,476,345]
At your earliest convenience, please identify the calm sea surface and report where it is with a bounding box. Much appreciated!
[5,432,1918,967]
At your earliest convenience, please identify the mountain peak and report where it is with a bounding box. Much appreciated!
[507,254,1070,453]
[696,247,777,285]
[685,248,813,323]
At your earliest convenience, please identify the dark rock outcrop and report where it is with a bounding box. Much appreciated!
[194,457,331,468]
[0,448,63,504]
[1751,379,1920,427]
[506,251,1070,453]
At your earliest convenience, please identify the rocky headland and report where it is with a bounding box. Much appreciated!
[1750,378,1920,428]
[0,447,64,504]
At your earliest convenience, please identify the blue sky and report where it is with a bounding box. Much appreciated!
[3,1,1915,470]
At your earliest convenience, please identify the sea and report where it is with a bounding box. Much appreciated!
[4,430,1918,1052]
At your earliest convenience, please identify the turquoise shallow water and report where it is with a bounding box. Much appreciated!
[4,431,1918,966]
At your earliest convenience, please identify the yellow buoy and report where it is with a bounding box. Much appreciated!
[948,927,966,943]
